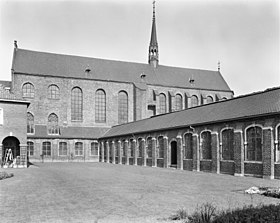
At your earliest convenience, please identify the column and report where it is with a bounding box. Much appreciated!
[118,140,122,164]
[152,137,157,167]
[234,130,244,177]
[20,144,27,167]
[163,136,168,168]
[143,139,147,166]
[124,140,129,165]
[192,134,200,171]
[100,142,104,162]
[211,132,220,174]
[185,92,191,109]
[132,139,137,165]
[106,141,109,163]
[0,144,2,165]
[177,135,183,170]
[111,141,116,164]
[263,127,274,179]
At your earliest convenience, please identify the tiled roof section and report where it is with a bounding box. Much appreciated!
[12,49,232,92]
[29,125,110,139]
[101,87,280,138]
[0,80,20,100]
[0,80,11,88]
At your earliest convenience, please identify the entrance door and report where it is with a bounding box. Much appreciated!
[171,141,177,165]
[2,136,20,161]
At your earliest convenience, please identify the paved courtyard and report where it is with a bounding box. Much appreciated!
[1,163,280,223]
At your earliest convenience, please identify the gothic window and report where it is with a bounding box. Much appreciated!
[27,112,34,134]
[221,129,234,160]
[146,137,152,158]
[59,142,67,156]
[158,136,164,158]
[48,85,59,99]
[91,142,98,156]
[95,89,106,123]
[48,113,59,135]
[138,138,144,157]
[191,95,198,107]
[75,142,83,156]
[246,126,262,161]
[71,87,83,121]
[42,142,51,156]
[22,83,34,98]
[207,96,214,104]
[129,139,134,157]
[159,93,166,114]
[175,94,183,111]
[27,141,34,157]
[122,140,126,157]
[201,131,212,160]
[184,133,193,159]
[118,91,128,124]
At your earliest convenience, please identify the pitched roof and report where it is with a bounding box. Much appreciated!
[101,87,280,139]
[0,80,11,88]
[29,125,110,139]
[12,48,232,92]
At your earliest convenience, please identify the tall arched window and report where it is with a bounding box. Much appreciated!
[118,91,128,124]
[207,96,214,104]
[159,93,166,114]
[158,136,164,158]
[246,126,262,161]
[201,131,212,160]
[175,94,183,111]
[48,113,59,135]
[95,89,106,123]
[129,139,134,157]
[121,140,126,157]
[138,138,144,157]
[59,142,67,156]
[27,112,34,134]
[48,84,59,99]
[75,142,83,156]
[22,83,34,98]
[146,137,152,158]
[184,133,193,159]
[42,142,51,156]
[27,141,34,157]
[71,87,83,121]
[221,129,234,160]
[191,95,198,107]
[91,142,98,156]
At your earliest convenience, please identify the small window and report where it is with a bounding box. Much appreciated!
[59,142,67,156]
[27,141,34,157]
[95,89,106,123]
[48,113,59,135]
[221,129,234,160]
[42,142,51,156]
[75,142,83,156]
[159,93,166,114]
[246,126,262,161]
[206,96,214,104]
[91,142,98,156]
[191,95,198,107]
[22,83,34,98]
[27,112,34,134]
[146,137,152,158]
[48,85,60,99]
[201,131,212,160]
[184,133,193,159]
[175,94,183,111]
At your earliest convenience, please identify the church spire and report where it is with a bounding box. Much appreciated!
[148,1,159,68]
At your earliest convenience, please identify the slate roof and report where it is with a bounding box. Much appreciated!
[12,48,232,92]
[0,80,11,88]
[101,87,280,139]
[29,125,110,139]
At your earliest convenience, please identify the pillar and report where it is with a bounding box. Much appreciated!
[234,130,244,177]
[192,134,200,171]
[152,137,157,167]
[163,136,168,168]
[132,139,137,165]
[20,144,27,167]
[143,139,147,166]
[177,135,183,170]
[118,140,122,164]
[106,141,109,163]
[124,140,129,165]
[111,141,116,164]
[100,142,104,162]
[0,144,2,164]
[263,127,274,179]
[211,132,220,174]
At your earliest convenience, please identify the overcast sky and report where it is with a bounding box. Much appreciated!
[0,0,279,96]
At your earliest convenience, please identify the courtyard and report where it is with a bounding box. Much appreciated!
[1,163,280,223]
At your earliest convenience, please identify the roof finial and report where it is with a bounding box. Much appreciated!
[153,1,156,19]
[218,60,221,71]
[14,40,18,49]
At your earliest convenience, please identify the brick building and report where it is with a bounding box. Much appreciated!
[99,87,280,179]
[0,81,29,167]
[7,3,233,163]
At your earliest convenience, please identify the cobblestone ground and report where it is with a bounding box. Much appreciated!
[1,162,280,223]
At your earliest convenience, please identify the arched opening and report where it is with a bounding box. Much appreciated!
[170,141,177,166]
[2,136,20,164]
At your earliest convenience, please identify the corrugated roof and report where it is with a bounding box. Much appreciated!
[29,125,110,139]
[12,48,232,92]
[101,87,280,139]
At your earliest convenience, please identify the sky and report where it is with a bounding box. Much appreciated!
[0,0,279,96]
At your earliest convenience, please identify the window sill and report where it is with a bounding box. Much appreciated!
[200,159,212,161]
[220,160,234,162]
[244,161,263,164]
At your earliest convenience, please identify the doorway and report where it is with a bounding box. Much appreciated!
[2,136,20,162]
[170,141,177,166]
